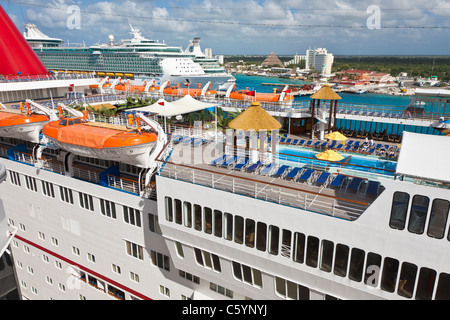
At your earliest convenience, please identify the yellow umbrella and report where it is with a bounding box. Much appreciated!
[325,131,347,146]
[315,149,345,162]
[325,131,347,141]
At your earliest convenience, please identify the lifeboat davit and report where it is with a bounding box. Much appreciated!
[42,116,158,167]
[0,103,51,143]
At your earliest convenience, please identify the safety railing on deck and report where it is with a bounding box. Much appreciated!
[159,161,369,221]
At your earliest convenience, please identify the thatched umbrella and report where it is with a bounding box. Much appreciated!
[228,102,282,163]
[310,84,342,139]
[228,101,282,131]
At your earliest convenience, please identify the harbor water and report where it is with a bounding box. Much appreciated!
[234,74,442,136]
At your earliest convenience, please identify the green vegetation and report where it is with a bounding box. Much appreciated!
[225,55,450,81]
[332,56,450,81]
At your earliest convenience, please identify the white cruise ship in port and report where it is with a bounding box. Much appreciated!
[24,23,235,91]
[1,4,450,302]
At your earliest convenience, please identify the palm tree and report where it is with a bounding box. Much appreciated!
[209,107,241,131]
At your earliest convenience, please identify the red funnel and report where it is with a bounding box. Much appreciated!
[0,5,48,78]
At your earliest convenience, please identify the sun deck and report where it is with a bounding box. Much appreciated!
[158,136,389,221]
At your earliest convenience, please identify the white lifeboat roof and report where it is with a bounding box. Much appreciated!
[396,131,450,183]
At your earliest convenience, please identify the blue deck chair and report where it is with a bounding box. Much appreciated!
[192,138,203,147]
[375,143,383,149]
[305,140,313,147]
[271,165,290,178]
[286,138,292,144]
[246,161,262,173]
[260,163,276,176]
[329,140,336,148]
[366,180,380,196]
[313,141,321,147]
[297,140,305,145]
[367,148,375,154]
[172,135,183,144]
[211,155,227,166]
[344,145,352,151]
[182,137,194,145]
[220,155,238,168]
[330,174,346,189]
[347,140,354,146]
[233,158,249,170]
[279,138,286,143]
[320,142,328,148]
[335,144,343,150]
[292,139,299,145]
[298,168,315,183]
[315,172,331,186]
[285,167,302,180]
[347,177,364,193]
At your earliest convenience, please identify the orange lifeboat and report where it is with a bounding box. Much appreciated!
[228,88,294,103]
[42,115,158,167]
[0,102,50,142]
[163,82,217,97]
[113,80,160,93]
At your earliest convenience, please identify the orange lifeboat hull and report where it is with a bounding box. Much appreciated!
[0,111,49,142]
[163,86,217,97]
[43,119,158,167]
[229,90,293,103]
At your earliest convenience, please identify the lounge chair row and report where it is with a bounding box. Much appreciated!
[172,135,210,147]
[209,155,382,196]
[338,109,410,120]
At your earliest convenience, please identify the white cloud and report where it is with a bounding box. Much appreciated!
[14,0,449,54]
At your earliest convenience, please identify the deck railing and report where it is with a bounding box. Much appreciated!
[158,161,369,221]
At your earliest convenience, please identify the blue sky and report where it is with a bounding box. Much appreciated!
[3,0,450,55]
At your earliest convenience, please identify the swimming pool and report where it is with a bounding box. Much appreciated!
[277,145,397,176]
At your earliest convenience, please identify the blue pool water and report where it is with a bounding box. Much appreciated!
[278,145,397,176]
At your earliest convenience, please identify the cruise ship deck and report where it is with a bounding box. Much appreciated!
[158,135,391,221]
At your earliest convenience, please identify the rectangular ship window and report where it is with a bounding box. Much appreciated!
[408,195,429,234]
[333,244,349,277]
[427,199,449,239]
[389,192,409,230]
[165,197,173,222]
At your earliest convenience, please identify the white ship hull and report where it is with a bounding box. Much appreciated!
[0,121,48,143]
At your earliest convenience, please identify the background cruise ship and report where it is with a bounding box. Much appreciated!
[24,24,234,91]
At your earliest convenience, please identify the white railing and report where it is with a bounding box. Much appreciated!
[107,174,139,194]
[159,162,368,221]
[14,151,34,164]
[72,166,100,184]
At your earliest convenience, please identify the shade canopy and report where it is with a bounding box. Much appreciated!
[315,149,344,162]
[131,95,218,117]
[396,131,450,183]
[310,84,342,100]
[228,101,282,131]
[325,131,347,141]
